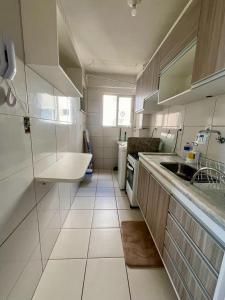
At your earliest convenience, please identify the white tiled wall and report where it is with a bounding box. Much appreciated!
[87,85,134,169]
[0,1,86,299]
[148,96,225,163]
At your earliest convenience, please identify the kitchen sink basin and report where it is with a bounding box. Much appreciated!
[160,162,217,183]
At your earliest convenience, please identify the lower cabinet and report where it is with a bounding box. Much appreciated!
[137,162,170,254]
[137,162,225,300]
[145,173,170,255]
[137,163,150,216]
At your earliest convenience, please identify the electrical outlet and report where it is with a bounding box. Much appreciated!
[23,116,30,134]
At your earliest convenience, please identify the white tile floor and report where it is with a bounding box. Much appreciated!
[32,170,177,300]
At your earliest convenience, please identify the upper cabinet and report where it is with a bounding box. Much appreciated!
[135,53,159,113]
[20,0,83,97]
[136,0,225,109]
[159,0,201,72]
[158,42,197,104]
[192,0,225,83]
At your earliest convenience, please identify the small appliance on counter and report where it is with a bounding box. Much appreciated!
[126,137,160,207]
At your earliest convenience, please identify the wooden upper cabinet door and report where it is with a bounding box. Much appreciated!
[137,163,150,216]
[135,76,143,112]
[159,0,201,71]
[146,53,160,97]
[150,53,160,93]
[192,0,225,83]
[141,68,148,100]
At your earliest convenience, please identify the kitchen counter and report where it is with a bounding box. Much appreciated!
[139,153,225,242]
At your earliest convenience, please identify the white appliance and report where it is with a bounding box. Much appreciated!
[126,153,139,207]
[117,141,127,189]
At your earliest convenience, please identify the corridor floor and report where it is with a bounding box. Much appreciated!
[32,170,177,300]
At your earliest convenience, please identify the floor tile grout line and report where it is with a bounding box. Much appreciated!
[49,256,125,261]
[81,177,98,300]
[125,264,132,300]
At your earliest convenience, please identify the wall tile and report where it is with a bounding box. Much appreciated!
[207,127,225,164]
[55,89,72,123]
[104,158,117,170]
[34,181,55,204]
[150,109,168,127]
[88,125,103,137]
[87,98,102,114]
[92,147,103,159]
[58,183,71,226]
[184,98,216,127]
[0,208,41,299]
[0,166,35,244]
[30,118,57,163]
[0,114,32,181]
[7,246,42,300]
[56,123,70,157]
[104,147,118,159]
[103,136,118,148]
[93,158,104,169]
[90,136,103,148]
[36,185,60,268]
[212,95,225,126]
[26,67,56,120]
[167,105,185,128]
[103,127,120,137]
[87,113,102,126]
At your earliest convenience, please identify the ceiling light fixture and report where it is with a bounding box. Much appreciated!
[127,0,142,17]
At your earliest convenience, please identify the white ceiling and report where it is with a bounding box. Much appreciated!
[60,0,189,76]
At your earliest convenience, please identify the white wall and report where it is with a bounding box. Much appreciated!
[86,74,135,169]
[0,1,85,299]
[148,96,225,163]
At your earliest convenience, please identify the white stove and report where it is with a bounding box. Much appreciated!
[126,153,139,208]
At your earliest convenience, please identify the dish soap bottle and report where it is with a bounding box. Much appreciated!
[183,142,192,158]
[186,142,200,164]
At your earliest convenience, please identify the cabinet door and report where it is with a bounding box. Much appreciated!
[145,175,158,233]
[153,185,170,254]
[146,174,170,254]
[192,0,225,83]
[137,163,150,216]
[135,76,144,112]
[159,0,201,71]
[146,53,159,97]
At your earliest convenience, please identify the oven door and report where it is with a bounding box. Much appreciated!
[126,162,134,190]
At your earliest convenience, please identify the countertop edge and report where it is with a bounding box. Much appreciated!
[139,154,225,245]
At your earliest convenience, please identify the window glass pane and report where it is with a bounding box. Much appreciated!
[103,95,117,126]
[118,97,132,126]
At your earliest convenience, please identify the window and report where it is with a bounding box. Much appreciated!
[103,95,132,127]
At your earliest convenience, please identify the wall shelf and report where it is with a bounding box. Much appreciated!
[21,0,83,97]
[35,153,92,183]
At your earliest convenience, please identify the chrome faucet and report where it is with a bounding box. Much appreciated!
[198,128,225,144]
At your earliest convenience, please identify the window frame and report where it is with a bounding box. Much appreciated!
[102,94,133,128]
